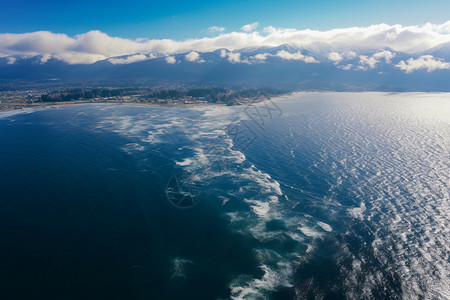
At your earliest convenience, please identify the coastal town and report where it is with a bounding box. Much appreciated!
[0,86,287,112]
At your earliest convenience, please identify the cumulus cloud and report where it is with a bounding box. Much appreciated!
[344,51,357,60]
[109,54,150,65]
[276,50,318,63]
[165,56,177,64]
[328,51,357,63]
[6,57,16,64]
[373,50,395,63]
[328,52,343,62]
[208,26,225,33]
[39,54,52,64]
[339,64,353,70]
[253,53,271,61]
[220,49,243,63]
[185,51,201,62]
[331,50,394,70]
[241,22,259,32]
[53,52,107,64]
[358,55,378,70]
[395,55,450,73]
[1,21,450,65]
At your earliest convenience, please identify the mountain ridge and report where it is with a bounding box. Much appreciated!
[1,45,450,91]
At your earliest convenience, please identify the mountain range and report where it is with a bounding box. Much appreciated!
[1,44,450,91]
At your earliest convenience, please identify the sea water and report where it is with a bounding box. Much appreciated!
[0,92,449,299]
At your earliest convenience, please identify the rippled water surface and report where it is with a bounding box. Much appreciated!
[0,92,449,299]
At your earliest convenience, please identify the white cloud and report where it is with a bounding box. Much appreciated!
[6,57,16,64]
[165,56,177,64]
[373,50,395,63]
[241,22,259,32]
[262,26,277,34]
[53,52,107,64]
[227,52,242,63]
[339,64,353,70]
[276,50,318,63]
[40,54,51,64]
[109,54,149,65]
[253,53,271,61]
[395,55,450,73]
[328,51,357,64]
[344,51,357,59]
[335,50,394,71]
[328,52,342,62]
[185,51,200,62]
[220,50,243,63]
[1,21,450,65]
[358,55,378,69]
[208,26,225,33]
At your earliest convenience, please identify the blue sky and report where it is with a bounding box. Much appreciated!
[1,0,450,39]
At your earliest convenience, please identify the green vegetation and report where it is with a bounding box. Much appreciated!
[39,87,286,105]
[40,88,137,102]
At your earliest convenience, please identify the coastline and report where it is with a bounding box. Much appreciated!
[0,92,296,114]
[0,99,245,113]
[3,91,450,114]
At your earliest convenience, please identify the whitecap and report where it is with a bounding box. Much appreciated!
[317,221,333,232]
[175,158,195,166]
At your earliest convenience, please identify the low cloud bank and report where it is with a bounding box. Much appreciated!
[395,55,450,73]
[1,21,450,73]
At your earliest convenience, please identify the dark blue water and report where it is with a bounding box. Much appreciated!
[0,93,449,299]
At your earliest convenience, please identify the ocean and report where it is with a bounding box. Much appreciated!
[0,92,449,299]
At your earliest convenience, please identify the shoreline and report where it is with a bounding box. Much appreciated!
[0,92,296,114]
[0,99,249,113]
[3,91,449,114]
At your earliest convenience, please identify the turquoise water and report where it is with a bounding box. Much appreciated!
[0,93,449,299]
